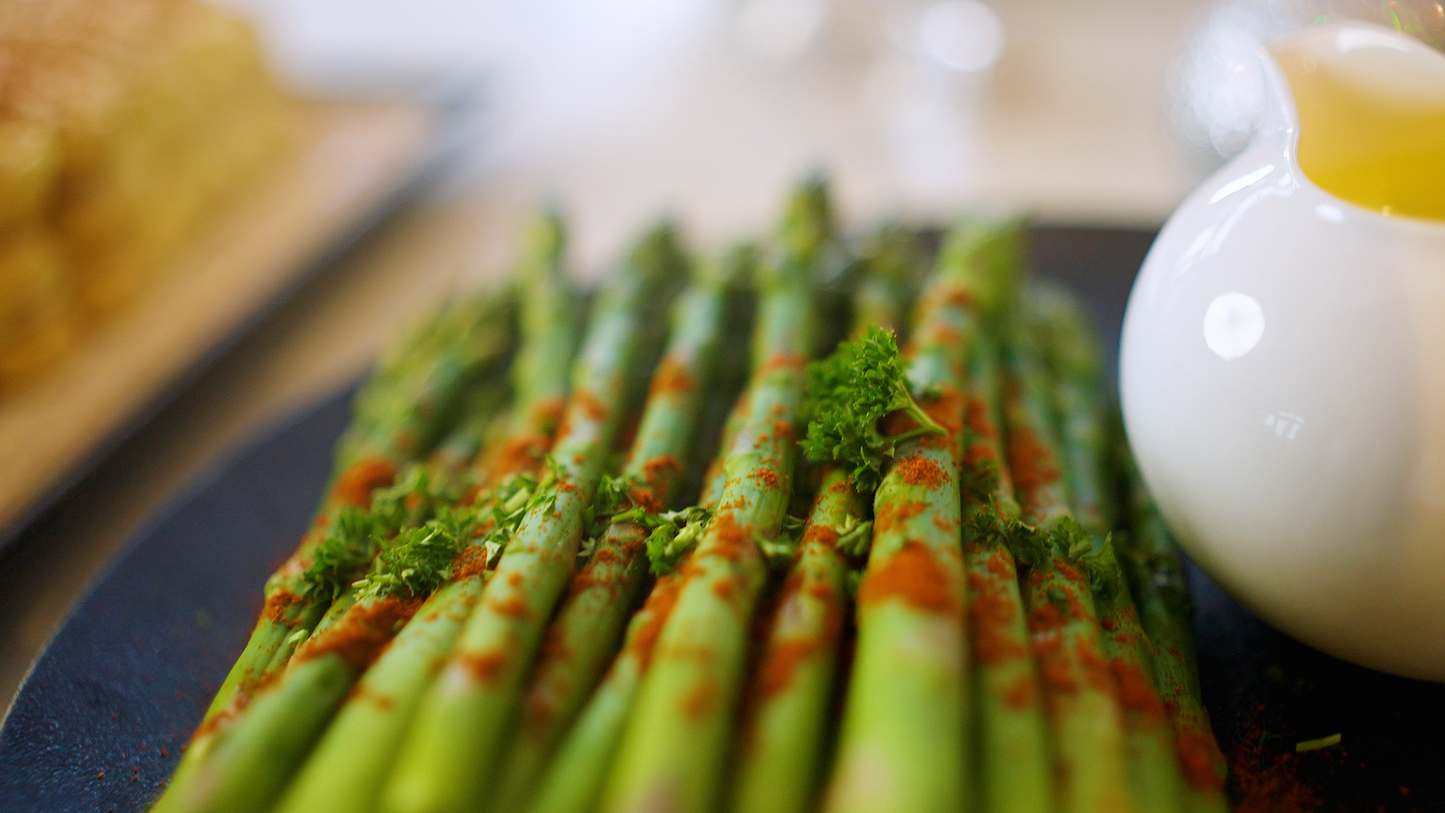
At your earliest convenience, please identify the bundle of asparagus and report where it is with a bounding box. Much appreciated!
[155,179,1228,813]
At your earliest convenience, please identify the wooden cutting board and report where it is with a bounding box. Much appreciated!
[0,99,444,541]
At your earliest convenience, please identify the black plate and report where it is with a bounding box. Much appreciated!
[2,228,1439,812]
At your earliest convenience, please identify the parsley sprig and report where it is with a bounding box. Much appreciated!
[353,462,562,601]
[800,325,945,491]
[473,464,557,570]
[579,473,715,576]
[637,506,714,576]
[301,466,458,602]
[302,459,564,605]
[302,507,380,603]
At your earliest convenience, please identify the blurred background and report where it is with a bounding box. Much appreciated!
[1,0,1442,708]
[223,0,1211,265]
[215,0,1443,265]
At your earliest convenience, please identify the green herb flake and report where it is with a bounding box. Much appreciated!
[468,461,559,571]
[639,507,714,576]
[354,508,479,600]
[302,507,382,602]
[577,472,715,576]
[1295,733,1342,753]
[835,516,873,562]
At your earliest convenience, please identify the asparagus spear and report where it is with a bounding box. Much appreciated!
[697,387,752,508]
[960,328,1055,813]
[597,179,831,813]
[1031,284,1188,813]
[166,497,496,813]
[478,212,582,486]
[170,456,502,808]
[490,246,748,813]
[432,211,579,485]
[522,348,757,813]
[334,289,516,474]
[1116,445,1230,813]
[153,284,520,813]
[153,212,570,813]
[1001,321,1137,813]
[382,223,685,813]
[820,231,984,813]
[848,222,925,341]
[267,246,585,813]
[523,401,745,813]
[265,469,543,813]
[277,576,489,809]
[727,468,862,813]
[426,379,514,479]
[526,570,686,813]
[226,216,556,693]
[231,286,519,701]
[932,217,1051,813]
[726,225,918,813]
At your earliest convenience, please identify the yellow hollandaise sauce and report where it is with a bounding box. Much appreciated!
[1274,25,1445,221]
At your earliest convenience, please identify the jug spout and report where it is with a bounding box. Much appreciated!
[1254,43,1297,143]
[1269,22,1445,220]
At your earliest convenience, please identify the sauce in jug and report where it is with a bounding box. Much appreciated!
[1274,25,1445,221]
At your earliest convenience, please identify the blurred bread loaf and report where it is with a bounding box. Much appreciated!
[0,0,291,385]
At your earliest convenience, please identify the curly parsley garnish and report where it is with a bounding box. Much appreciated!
[800,325,945,491]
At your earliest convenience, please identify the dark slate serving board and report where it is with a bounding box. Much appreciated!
[2,227,1437,812]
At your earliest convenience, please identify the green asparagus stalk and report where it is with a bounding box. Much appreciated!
[426,251,576,482]
[154,212,570,813]
[490,246,747,813]
[522,338,759,813]
[522,392,749,813]
[256,212,584,813]
[475,211,581,487]
[848,222,925,340]
[1031,284,1188,813]
[697,387,752,508]
[227,229,544,686]
[275,574,490,812]
[381,223,685,813]
[153,283,520,813]
[171,460,521,809]
[819,234,983,813]
[171,491,498,813]
[526,571,686,813]
[941,216,1052,813]
[426,379,514,479]
[1081,548,1186,812]
[729,467,860,813]
[261,468,542,813]
[1116,446,1229,813]
[960,329,1054,813]
[597,180,831,813]
[232,286,518,698]
[334,290,515,474]
[726,225,916,813]
[676,266,755,509]
[1002,322,1136,813]
[267,278,585,813]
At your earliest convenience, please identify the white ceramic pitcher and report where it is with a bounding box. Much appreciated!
[1120,22,1445,679]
